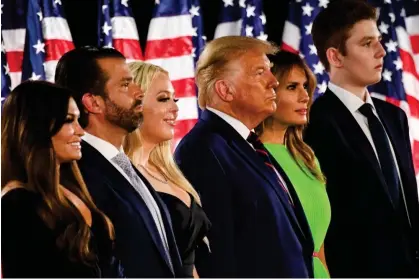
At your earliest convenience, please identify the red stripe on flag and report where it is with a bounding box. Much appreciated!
[399,49,419,80]
[145,36,193,60]
[406,95,419,118]
[385,97,401,108]
[113,39,143,60]
[280,43,299,54]
[172,78,196,98]
[5,51,24,72]
[410,35,419,54]
[413,140,419,175]
[174,118,198,141]
[44,39,74,61]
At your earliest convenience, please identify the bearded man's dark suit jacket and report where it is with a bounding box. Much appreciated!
[77,140,183,278]
[174,110,314,278]
[304,88,419,277]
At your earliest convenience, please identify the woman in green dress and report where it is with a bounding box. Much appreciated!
[256,51,331,278]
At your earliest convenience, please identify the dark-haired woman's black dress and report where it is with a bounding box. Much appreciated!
[1,188,124,278]
[159,192,211,278]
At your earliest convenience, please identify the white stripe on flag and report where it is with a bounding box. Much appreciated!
[42,17,73,41]
[214,20,242,38]
[282,21,301,51]
[2,29,26,51]
[177,96,199,120]
[147,15,193,40]
[112,16,140,40]
[9,72,22,90]
[44,60,58,82]
[146,55,195,81]
[405,15,419,35]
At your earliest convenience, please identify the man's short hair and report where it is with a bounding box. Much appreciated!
[312,0,377,72]
[195,36,279,109]
[54,46,125,127]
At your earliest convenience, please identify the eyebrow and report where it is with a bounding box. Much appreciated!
[360,35,382,43]
[67,113,80,117]
[120,77,133,82]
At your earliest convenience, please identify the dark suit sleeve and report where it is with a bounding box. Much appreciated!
[175,143,237,277]
[1,190,55,277]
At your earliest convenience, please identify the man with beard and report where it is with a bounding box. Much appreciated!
[55,47,183,278]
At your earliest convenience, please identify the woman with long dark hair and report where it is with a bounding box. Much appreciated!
[255,51,331,278]
[1,81,123,277]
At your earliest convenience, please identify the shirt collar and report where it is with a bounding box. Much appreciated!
[206,107,251,140]
[82,132,123,160]
[328,81,376,113]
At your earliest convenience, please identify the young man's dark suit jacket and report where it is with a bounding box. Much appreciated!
[304,88,419,277]
[174,110,314,278]
[77,141,183,278]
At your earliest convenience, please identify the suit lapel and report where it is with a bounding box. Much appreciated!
[80,141,176,274]
[201,111,307,240]
[323,91,395,207]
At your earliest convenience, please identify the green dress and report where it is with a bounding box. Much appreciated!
[264,143,331,278]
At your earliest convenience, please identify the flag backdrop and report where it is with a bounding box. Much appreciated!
[98,0,143,61]
[281,0,419,185]
[2,0,74,86]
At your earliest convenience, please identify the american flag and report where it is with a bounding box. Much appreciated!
[282,0,419,185]
[145,0,204,146]
[98,0,143,61]
[1,0,74,94]
[214,0,267,40]
[1,38,12,104]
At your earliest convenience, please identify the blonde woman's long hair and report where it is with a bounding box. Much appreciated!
[124,62,202,206]
[255,51,326,184]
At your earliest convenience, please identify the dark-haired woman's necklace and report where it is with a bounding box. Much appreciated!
[138,165,168,184]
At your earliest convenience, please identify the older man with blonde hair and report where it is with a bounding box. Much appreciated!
[175,36,314,278]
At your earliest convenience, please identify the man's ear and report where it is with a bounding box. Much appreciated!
[82,93,103,114]
[326,47,344,69]
[214,79,234,102]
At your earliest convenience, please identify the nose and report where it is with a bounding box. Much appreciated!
[170,99,179,113]
[75,120,85,137]
[299,88,310,103]
[268,70,279,88]
[133,84,144,100]
[375,41,386,59]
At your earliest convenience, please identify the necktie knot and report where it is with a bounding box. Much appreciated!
[247,131,261,146]
[358,103,375,119]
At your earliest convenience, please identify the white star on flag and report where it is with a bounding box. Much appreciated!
[54,0,62,5]
[305,23,312,35]
[245,25,254,36]
[3,64,10,75]
[102,21,112,36]
[382,69,392,82]
[190,5,200,18]
[393,57,403,70]
[378,21,389,34]
[191,27,198,37]
[102,5,108,13]
[246,5,256,17]
[37,11,43,22]
[385,40,398,52]
[33,39,45,54]
[313,61,325,75]
[384,0,391,4]
[155,0,160,4]
[317,81,327,94]
[318,0,329,8]
[257,32,268,41]
[302,3,314,17]
[192,47,196,58]
[121,0,129,8]
[389,13,395,23]
[260,13,266,25]
[223,0,234,7]
[30,72,41,80]
[309,44,317,55]
[239,0,246,8]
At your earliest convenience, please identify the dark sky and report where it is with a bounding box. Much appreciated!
[62,0,290,50]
